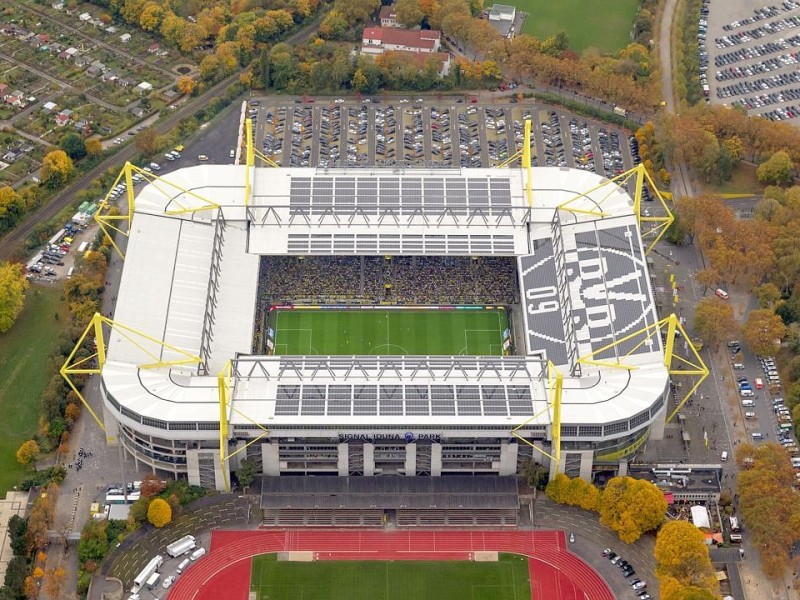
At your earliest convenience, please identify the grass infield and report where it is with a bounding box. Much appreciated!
[250,553,531,600]
[511,0,639,54]
[272,309,508,356]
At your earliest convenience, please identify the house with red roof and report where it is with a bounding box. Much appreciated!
[362,27,441,56]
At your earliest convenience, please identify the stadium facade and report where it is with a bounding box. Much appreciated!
[98,163,669,492]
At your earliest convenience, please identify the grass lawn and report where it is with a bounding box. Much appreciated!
[701,163,764,195]
[251,554,531,600]
[272,309,509,355]
[511,0,639,54]
[0,286,66,494]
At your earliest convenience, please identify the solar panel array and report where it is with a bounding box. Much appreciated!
[285,232,517,255]
[274,383,535,418]
[289,176,514,216]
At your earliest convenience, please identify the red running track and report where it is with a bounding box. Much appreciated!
[167,530,614,600]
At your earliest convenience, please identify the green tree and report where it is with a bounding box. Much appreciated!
[757,150,794,186]
[59,132,87,160]
[396,0,424,27]
[655,521,717,591]
[742,308,786,356]
[237,458,256,490]
[147,497,172,528]
[693,297,736,348]
[599,476,667,543]
[77,519,109,564]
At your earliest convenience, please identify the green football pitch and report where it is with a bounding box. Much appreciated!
[250,554,531,600]
[272,309,508,355]
[511,0,639,53]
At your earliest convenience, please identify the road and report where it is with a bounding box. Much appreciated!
[0,71,241,261]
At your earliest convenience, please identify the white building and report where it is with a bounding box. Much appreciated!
[98,163,668,494]
[362,27,441,55]
[487,4,517,38]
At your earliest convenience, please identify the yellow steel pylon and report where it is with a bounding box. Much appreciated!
[577,313,708,423]
[557,164,674,255]
[95,162,221,258]
[512,360,563,469]
[217,359,270,492]
[60,313,204,435]
[497,119,533,207]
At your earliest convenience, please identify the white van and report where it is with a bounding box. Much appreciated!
[715,288,729,299]
[190,548,206,561]
[721,451,728,461]
[741,399,755,407]
[744,411,756,419]
[751,432,764,440]
[176,559,190,574]
[740,389,754,397]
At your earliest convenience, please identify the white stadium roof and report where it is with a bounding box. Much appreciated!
[104,165,668,437]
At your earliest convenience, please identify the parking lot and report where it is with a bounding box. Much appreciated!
[249,96,639,175]
[704,0,800,121]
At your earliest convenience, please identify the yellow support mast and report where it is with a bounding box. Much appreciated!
[60,313,204,437]
[96,163,222,258]
[577,313,708,423]
[512,360,563,470]
[216,360,270,492]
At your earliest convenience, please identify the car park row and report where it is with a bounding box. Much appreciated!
[252,98,636,175]
[602,548,651,599]
[700,0,800,121]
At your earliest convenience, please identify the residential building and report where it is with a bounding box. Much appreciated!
[361,27,441,55]
[120,33,131,43]
[379,5,399,28]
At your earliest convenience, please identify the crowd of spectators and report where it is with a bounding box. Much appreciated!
[256,255,519,306]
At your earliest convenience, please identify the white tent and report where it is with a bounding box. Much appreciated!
[691,505,711,529]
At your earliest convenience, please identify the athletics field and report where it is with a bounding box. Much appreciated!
[271,308,509,355]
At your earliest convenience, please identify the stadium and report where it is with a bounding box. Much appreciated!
[68,121,690,527]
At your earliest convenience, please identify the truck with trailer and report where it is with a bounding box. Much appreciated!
[131,555,163,593]
[166,535,196,558]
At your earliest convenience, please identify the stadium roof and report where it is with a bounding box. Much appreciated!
[104,165,668,436]
[260,475,519,510]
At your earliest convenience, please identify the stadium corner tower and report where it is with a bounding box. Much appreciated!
[100,162,669,491]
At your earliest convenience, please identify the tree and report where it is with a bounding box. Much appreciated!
[237,458,256,490]
[139,474,166,498]
[176,76,196,96]
[742,308,786,356]
[655,521,717,591]
[40,150,74,189]
[42,568,65,598]
[135,128,159,155]
[147,497,172,528]
[16,440,40,467]
[692,297,736,348]
[396,0,424,27]
[598,476,667,543]
[754,282,782,309]
[757,150,794,186]
[59,132,87,160]
[0,262,28,333]
[736,442,800,578]
[84,138,103,157]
